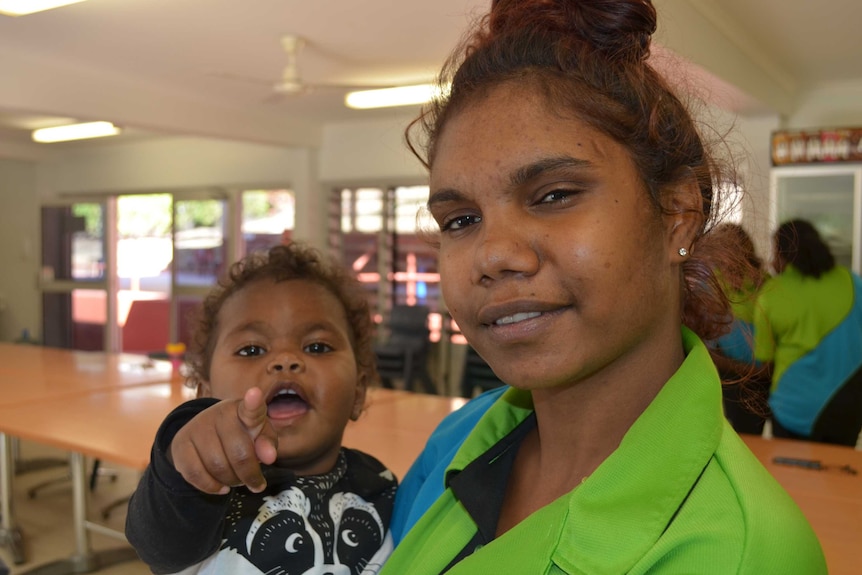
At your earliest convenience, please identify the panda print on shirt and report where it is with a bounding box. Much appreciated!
[186,453,394,575]
[227,487,389,575]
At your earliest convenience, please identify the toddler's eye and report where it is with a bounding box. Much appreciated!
[305,342,333,354]
[237,345,266,357]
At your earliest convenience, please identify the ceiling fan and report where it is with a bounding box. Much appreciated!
[271,34,317,96]
[221,34,387,101]
[213,34,438,109]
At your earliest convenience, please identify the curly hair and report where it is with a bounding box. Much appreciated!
[407,0,746,343]
[185,242,377,391]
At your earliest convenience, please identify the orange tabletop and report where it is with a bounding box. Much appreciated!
[0,344,175,565]
[345,389,466,478]
[0,385,459,476]
[0,343,172,406]
[0,385,460,478]
[0,381,195,470]
[0,386,461,573]
[741,434,862,575]
[741,434,861,499]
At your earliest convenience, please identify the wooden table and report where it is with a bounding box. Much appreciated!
[0,344,172,565]
[2,368,857,575]
[0,384,461,574]
[346,390,467,478]
[741,434,862,575]
[0,344,172,405]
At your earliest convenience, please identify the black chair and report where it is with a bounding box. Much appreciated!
[23,458,117,499]
[374,305,436,394]
[460,344,505,398]
[808,365,862,447]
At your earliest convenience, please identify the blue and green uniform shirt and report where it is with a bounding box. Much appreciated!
[383,329,826,574]
[754,264,862,437]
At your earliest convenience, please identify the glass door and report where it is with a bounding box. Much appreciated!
[115,194,173,353]
[771,166,862,273]
[172,195,229,346]
[41,201,108,350]
[42,191,233,353]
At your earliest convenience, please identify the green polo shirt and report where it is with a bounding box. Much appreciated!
[753,264,853,389]
[382,329,826,574]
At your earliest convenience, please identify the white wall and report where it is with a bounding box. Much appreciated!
[0,159,40,342]
[789,80,862,130]
[36,136,309,199]
[732,114,782,259]
[319,113,427,185]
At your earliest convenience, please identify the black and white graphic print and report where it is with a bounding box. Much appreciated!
[217,486,391,575]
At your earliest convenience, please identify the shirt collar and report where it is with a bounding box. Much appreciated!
[555,328,723,573]
[444,328,724,574]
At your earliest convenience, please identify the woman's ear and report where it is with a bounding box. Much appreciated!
[664,171,705,259]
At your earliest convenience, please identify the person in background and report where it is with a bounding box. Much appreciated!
[707,222,771,434]
[381,0,826,573]
[125,243,397,574]
[754,218,862,446]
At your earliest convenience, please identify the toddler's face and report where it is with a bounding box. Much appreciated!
[202,278,365,475]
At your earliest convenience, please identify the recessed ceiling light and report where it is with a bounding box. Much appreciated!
[0,0,88,17]
[32,121,121,143]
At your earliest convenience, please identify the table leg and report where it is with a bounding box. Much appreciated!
[0,432,27,565]
[16,452,138,575]
[12,436,68,475]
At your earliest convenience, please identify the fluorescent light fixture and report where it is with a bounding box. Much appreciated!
[345,83,447,110]
[32,121,121,143]
[0,0,88,16]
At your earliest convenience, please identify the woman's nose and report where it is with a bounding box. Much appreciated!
[471,219,540,284]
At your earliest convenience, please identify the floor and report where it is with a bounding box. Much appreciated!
[0,441,150,575]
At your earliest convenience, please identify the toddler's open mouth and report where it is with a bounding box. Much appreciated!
[266,387,309,420]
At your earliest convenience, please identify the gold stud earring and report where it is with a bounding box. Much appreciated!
[678,247,689,257]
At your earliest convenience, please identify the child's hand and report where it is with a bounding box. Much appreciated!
[169,387,279,495]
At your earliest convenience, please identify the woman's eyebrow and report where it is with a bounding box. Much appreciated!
[427,188,465,209]
[511,155,592,187]
[428,156,592,209]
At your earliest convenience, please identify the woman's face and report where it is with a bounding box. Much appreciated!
[428,83,691,392]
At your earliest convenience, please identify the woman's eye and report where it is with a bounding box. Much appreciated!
[441,213,482,231]
[538,189,575,205]
[237,345,266,357]
[305,342,333,354]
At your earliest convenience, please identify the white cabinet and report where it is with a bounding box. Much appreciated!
[770,165,862,274]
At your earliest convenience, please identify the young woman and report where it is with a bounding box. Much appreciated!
[381,0,826,573]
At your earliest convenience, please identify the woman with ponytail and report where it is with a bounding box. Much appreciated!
[381,1,826,573]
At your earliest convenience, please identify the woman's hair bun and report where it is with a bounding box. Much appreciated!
[489,0,657,63]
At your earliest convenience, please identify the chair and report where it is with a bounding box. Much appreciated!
[24,458,116,499]
[809,365,862,447]
[460,344,505,398]
[374,305,437,394]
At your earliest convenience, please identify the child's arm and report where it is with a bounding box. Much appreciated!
[170,386,278,494]
[126,397,230,572]
[125,390,279,572]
